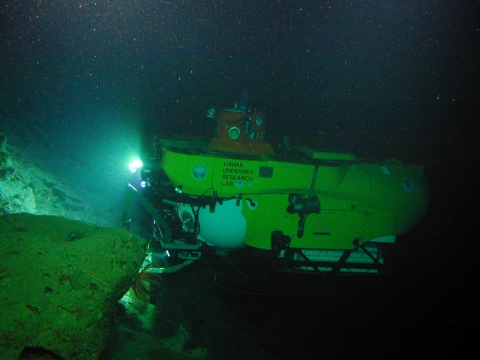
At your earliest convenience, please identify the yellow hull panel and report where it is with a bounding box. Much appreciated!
[159,139,428,250]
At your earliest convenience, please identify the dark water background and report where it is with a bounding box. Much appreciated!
[1,1,479,358]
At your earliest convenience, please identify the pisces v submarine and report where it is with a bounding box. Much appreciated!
[124,91,428,275]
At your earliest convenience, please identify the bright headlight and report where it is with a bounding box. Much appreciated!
[129,159,143,173]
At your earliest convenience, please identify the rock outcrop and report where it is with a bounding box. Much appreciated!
[0,133,36,214]
[0,133,103,226]
[0,213,148,359]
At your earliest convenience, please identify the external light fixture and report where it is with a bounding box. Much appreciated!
[129,159,143,173]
